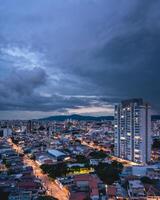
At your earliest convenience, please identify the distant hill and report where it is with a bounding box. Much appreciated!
[39,114,114,121]
[38,114,160,122]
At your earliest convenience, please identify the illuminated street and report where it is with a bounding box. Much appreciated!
[8,138,69,200]
[81,139,141,167]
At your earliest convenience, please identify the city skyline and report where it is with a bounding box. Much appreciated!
[1,0,160,120]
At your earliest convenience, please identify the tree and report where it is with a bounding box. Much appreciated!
[89,150,107,159]
[110,144,114,153]
[30,154,36,160]
[41,163,67,179]
[152,139,160,149]
[76,155,89,164]
[95,161,123,185]
[111,161,123,172]
[11,136,19,144]
[0,189,9,200]
[141,176,153,184]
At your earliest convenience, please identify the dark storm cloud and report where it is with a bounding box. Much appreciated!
[0,0,160,118]
[0,67,102,112]
[93,0,160,109]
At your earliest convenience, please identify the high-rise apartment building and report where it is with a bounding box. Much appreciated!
[114,98,151,163]
[27,120,32,133]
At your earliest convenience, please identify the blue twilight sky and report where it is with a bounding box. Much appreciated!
[0,0,160,119]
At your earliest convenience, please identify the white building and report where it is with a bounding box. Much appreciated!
[114,98,151,164]
[36,155,56,165]
[47,149,66,161]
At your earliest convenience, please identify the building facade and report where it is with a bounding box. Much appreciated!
[151,116,160,138]
[114,98,151,163]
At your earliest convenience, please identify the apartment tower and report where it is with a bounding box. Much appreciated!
[114,98,151,163]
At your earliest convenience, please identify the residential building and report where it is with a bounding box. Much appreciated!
[128,180,146,198]
[114,98,151,163]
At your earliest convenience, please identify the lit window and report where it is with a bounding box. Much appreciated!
[135,136,141,139]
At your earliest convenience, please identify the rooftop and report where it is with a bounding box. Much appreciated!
[48,149,65,157]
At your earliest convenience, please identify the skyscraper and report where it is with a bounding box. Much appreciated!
[114,98,151,163]
[27,120,32,133]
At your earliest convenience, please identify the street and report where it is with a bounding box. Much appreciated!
[81,139,141,166]
[8,138,69,200]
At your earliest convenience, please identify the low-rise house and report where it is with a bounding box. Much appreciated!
[128,180,146,198]
[146,168,160,179]
[8,191,32,200]
[106,185,116,200]
[89,159,101,166]
[69,174,106,200]
[144,184,160,198]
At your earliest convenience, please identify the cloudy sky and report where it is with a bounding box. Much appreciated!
[0,0,160,119]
